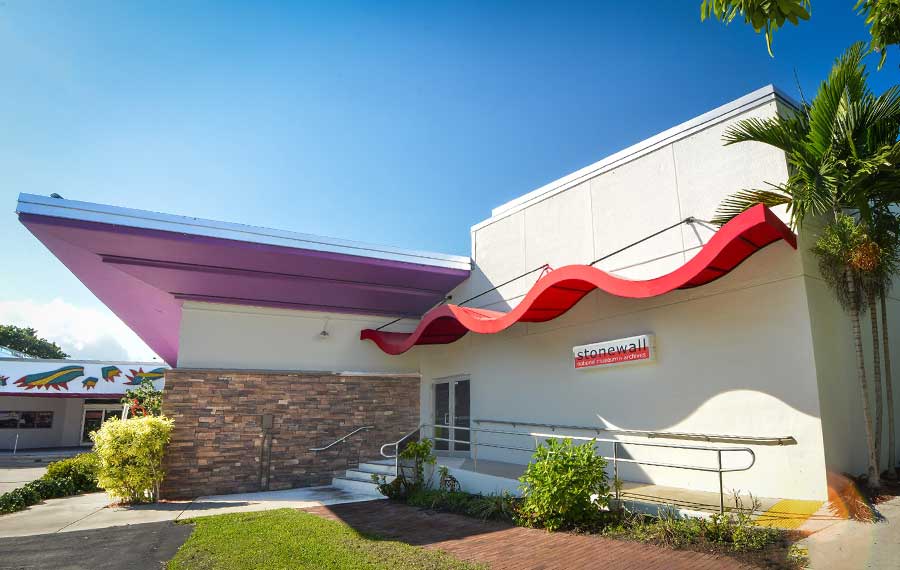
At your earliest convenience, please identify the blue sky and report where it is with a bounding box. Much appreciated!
[0,1,895,360]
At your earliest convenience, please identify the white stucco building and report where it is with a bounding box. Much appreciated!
[14,85,896,504]
[0,357,166,450]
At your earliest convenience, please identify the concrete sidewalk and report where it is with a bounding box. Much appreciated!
[799,496,900,570]
[0,485,384,538]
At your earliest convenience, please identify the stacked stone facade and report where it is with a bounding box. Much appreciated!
[160,369,419,499]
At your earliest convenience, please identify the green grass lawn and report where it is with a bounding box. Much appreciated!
[167,508,486,570]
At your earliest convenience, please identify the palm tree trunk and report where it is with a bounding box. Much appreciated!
[849,272,881,489]
[868,289,884,474]
[882,292,897,479]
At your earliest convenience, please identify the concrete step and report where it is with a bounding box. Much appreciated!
[344,469,395,483]
[331,476,382,495]
[356,461,395,476]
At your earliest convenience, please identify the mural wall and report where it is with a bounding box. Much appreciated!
[0,359,166,397]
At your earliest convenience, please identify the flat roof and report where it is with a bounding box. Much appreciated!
[478,84,800,229]
[17,193,470,271]
[16,195,471,366]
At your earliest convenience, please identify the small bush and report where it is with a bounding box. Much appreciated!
[373,438,437,500]
[0,452,100,515]
[466,491,518,521]
[45,453,100,493]
[121,378,163,416]
[405,489,518,522]
[517,437,609,531]
[398,439,436,488]
[91,415,173,504]
[604,494,780,553]
[0,453,97,513]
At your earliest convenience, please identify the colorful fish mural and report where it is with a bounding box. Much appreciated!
[14,366,84,391]
[101,366,122,382]
[0,375,7,387]
[82,377,99,390]
[125,367,166,385]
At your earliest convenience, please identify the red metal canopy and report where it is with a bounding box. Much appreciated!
[361,204,796,355]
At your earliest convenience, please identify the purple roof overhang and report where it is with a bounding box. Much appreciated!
[16,194,471,367]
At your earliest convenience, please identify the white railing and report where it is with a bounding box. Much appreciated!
[382,422,767,513]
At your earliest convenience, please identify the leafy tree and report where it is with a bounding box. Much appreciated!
[700,0,811,55]
[121,379,163,416]
[700,0,900,66]
[812,214,884,486]
[0,325,68,359]
[856,0,900,68]
[712,43,900,488]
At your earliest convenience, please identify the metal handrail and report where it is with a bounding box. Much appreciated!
[379,424,423,476]
[475,418,797,446]
[389,422,763,513]
[309,425,375,452]
[380,425,422,458]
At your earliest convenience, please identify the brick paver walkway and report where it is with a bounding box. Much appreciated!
[304,500,752,570]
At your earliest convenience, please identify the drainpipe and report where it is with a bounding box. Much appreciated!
[259,414,274,491]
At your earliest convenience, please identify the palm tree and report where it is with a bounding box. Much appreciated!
[870,205,900,478]
[711,42,900,488]
[813,215,882,486]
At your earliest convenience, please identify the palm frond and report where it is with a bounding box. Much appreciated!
[710,188,792,226]
[807,42,869,158]
[722,113,806,153]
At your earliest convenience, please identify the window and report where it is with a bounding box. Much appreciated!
[81,405,123,445]
[0,411,53,429]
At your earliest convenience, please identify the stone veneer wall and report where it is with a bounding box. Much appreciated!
[160,369,419,499]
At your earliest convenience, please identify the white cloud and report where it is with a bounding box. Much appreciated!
[0,298,159,362]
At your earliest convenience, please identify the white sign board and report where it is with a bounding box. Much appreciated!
[0,360,166,397]
[573,334,655,370]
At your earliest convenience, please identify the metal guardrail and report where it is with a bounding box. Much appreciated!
[309,425,375,452]
[475,418,797,446]
[381,422,760,513]
[379,425,421,477]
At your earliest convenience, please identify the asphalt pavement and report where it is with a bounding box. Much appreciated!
[0,520,193,570]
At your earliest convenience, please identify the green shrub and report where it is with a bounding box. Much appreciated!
[0,482,43,514]
[701,494,779,551]
[91,415,173,504]
[603,494,780,553]
[466,491,518,521]
[373,438,437,500]
[0,452,101,515]
[405,488,518,522]
[398,438,436,488]
[517,437,609,531]
[45,453,100,493]
[121,378,163,416]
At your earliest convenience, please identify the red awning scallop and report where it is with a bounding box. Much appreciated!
[361,204,796,355]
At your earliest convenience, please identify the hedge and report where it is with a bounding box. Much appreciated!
[0,452,100,514]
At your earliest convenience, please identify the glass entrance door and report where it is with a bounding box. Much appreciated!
[81,405,123,445]
[433,377,470,454]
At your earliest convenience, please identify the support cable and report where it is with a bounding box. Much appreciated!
[371,216,700,330]
[374,294,452,332]
[588,217,695,266]
[457,264,550,307]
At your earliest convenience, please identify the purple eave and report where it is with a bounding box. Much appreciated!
[17,197,470,367]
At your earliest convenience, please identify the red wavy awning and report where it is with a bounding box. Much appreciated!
[361,204,796,355]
